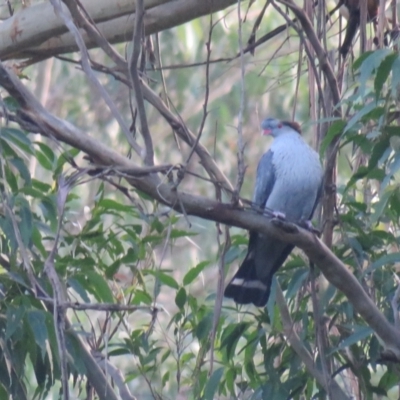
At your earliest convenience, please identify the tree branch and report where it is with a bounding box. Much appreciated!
[1,0,239,61]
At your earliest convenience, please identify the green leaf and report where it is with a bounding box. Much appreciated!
[337,326,373,350]
[55,148,80,175]
[148,270,179,290]
[203,367,224,400]
[79,271,114,303]
[175,287,187,309]
[391,56,400,96]
[67,277,90,303]
[162,371,170,388]
[3,96,20,112]
[358,49,391,95]
[285,268,308,299]
[170,229,197,239]
[223,246,242,264]
[320,119,346,156]
[19,203,33,247]
[5,165,18,192]
[183,261,210,285]
[374,53,398,98]
[344,101,378,134]
[27,310,48,357]
[1,127,33,154]
[370,186,395,224]
[368,252,400,272]
[220,322,251,359]
[10,158,31,186]
[39,196,57,225]
[353,51,374,71]
[368,136,390,170]
[97,199,136,213]
[381,153,400,191]
[132,290,152,305]
[6,305,25,340]
[195,312,213,341]
[35,142,56,170]
[31,225,46,257]
[379,369,399,392]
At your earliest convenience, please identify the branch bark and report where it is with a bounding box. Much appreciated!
[0,0,239,61]
[1,63,400,361]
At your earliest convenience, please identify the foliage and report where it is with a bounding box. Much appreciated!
[0,1,400,399]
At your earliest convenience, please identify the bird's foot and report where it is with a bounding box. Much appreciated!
[300,220,321,236]
[272,211,286,220]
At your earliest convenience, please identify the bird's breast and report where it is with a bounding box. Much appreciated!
[266,138,322,221]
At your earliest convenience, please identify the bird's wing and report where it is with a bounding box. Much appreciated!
[252,150,276,208]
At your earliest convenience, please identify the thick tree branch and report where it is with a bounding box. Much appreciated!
[1,0,239,61]
[0,64,399,361]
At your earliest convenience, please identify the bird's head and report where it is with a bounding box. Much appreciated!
[261,118,301,137]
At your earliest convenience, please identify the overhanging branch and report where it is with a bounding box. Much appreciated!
[0,0,239,61]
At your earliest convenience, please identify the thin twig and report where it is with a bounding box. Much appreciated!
[43,175,71,400]
[310,262,333,399]
[233,0,246,205]
[246,0,271,55]
[183,15,214,172]
[37,299,162,313]
[209,225,230,374]
[61,0,126,69]
[391,275,400,329]
[272,1,327,118]
[130,0,154,166]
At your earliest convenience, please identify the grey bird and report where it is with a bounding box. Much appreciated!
[224,117,323,307]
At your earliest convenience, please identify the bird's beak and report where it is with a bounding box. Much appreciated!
[262,129,272,135]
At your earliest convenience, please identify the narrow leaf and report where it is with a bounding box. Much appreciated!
[203,367,224,400]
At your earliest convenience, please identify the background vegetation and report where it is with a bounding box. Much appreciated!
[0,0,400,399]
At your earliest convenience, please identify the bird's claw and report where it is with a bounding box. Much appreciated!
[272,211,286,220]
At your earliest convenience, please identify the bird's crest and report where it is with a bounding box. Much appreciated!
[282,120,301,134]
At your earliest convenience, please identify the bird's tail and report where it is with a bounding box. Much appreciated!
[224,255,271,307]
